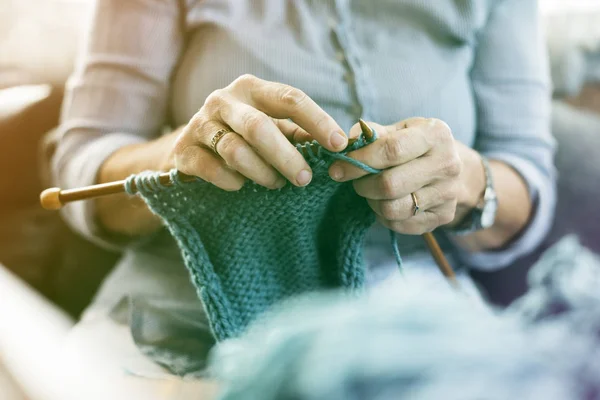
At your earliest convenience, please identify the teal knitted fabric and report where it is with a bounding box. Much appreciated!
[126,132,394,341]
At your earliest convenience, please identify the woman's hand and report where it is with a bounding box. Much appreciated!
[172,74,348,190]
[96,75,346,236]
[328,118,486,235]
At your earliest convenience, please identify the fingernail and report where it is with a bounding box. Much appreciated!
[296,169,312,186]
[330,131,347,150]
[330,165,344,181]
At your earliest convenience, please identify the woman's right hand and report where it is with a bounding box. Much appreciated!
[172,74,348,190]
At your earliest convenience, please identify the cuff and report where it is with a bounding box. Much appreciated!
[448,153,557,272]
[52,132,147,251]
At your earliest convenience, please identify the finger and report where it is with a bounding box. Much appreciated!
[217,101,313,187]
[329,122,432,182]
[236,76,347,151]
[378,202,456,235]
[182,117,286,189]
[174,138,246,191]
[353,156,442,200]
[273,118,312,143]
[367,182,454,221]
[215,129,287,189]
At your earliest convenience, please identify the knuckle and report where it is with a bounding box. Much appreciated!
[379,173,400,198]
[204,90,227,111]
[433,120,453,142]
[234,74,258,88]
[279,86,308,110]
[425,119,453,147]
[434,118,452,133]
[440,153,462,177]
[242,112,269,136]
[219,136,244,165]
[383,136,404,163]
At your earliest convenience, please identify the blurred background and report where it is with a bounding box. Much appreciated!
[1,1,600,399]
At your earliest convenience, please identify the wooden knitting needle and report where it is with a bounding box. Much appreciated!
[40,172,196,210]
[40,141,351,210]
[357,119,457,284]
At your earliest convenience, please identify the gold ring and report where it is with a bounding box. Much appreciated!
[411,192,420,216]
[210,128,233,156]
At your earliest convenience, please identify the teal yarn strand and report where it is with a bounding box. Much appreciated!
[127,126,403,340]
[295,134,381,175]
[390,230,403,272]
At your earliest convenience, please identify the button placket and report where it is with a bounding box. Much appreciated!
[330,0,371,121]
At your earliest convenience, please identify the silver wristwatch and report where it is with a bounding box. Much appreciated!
[452,155,497,235]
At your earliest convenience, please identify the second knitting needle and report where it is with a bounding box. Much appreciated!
[357,119,457,284]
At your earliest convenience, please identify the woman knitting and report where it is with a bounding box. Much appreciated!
[52,0,555,398]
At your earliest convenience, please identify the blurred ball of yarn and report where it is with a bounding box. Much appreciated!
[209,236,600,400]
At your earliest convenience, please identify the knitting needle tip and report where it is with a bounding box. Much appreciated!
[358,118,374,140]
[40,187,64,210]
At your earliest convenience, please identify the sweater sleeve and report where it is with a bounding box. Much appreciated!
[449,0,557,271]
[51,0,184,249]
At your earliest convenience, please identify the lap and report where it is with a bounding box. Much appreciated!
[59,309,218,400]
[57,251,482,400]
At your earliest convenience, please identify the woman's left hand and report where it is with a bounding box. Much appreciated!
[329,118,483,235]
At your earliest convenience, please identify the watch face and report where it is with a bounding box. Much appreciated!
[481,196,498,229]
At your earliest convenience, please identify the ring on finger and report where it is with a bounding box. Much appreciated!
[411,192,420,216]
[210,128,234,156]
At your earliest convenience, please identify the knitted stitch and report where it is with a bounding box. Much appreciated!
[126,130,400,341]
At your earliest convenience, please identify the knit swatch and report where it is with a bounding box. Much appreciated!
[126,132,396,340]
